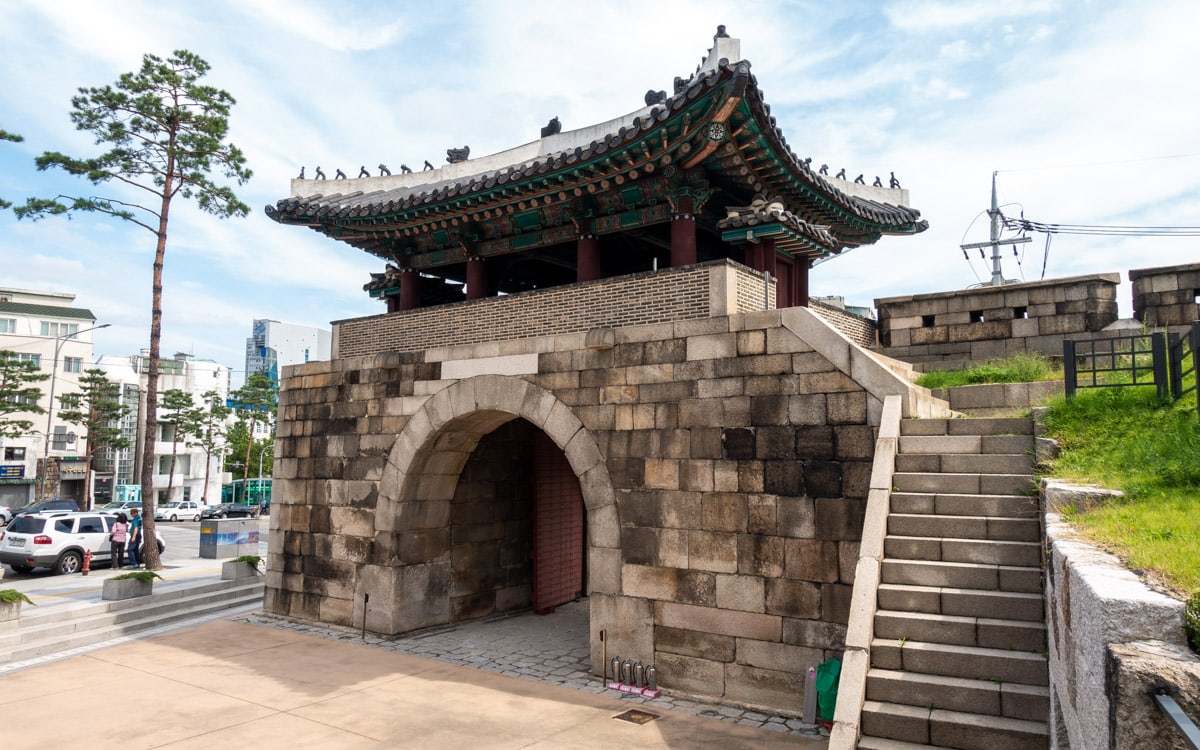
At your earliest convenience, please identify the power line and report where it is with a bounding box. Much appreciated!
[999,213,1200,236]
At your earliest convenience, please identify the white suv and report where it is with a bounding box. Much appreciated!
[0,512,165,575]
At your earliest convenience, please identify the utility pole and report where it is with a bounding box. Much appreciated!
[960,172,1030,286]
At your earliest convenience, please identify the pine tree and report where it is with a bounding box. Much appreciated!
[158,388,194,503]
[57,368,129,510]
[16,51,251,568]
[183,390,229,506]
[0,350,48,439]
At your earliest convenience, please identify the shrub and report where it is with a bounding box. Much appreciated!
[110,570,163,583]
[0,589,34,605]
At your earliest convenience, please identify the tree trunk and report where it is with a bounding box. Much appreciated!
[140,160,175,571]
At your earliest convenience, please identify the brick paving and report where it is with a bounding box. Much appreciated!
[237,599,826,739]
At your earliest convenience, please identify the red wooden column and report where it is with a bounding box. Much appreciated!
[466,257,486,300]
[670,196,697,267]
[577,234,600,282]
[743,242,763,271]
[761,237,777,277]
[399,268,420,310]
[797,257,811,307]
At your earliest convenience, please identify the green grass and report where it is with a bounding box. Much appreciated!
[915,352,1061,389]
[1040,385,1200,597]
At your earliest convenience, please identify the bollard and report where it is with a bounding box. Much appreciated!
[611,656,622,684]
[646,665,657,691]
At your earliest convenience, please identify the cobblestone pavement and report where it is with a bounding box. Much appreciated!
[237,600,827,740]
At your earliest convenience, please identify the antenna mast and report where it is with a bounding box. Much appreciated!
[961,172,1030,285]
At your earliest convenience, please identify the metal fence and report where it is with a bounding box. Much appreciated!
[1063,322,1200,418]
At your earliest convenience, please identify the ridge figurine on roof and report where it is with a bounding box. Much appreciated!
[267,28,927,312]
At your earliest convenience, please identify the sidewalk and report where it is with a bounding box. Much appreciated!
[4,616,826,749]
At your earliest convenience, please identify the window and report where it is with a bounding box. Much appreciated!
[54,519,73,533]
[157,490,169,503]
[1013,306,1028,319]
[4,353,40,368]
[63,357,83,373]
[78,517,105,534]
[183,486,192,501]
[4,447,25,460]
[40,321,79,338]
[969,310,984,323]
[0,318,15,333]
[921,314,935,328]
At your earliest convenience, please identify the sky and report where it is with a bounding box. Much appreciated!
[1,0,1197,381]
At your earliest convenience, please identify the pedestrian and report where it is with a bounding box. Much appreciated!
[110,512,129,570]
[126,507,143,568]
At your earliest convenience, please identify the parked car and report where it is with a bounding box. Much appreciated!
[0,511,165,574]
[200,503,259,519]
[154,500,205,522]
[99,499,145,513]
[10,498,80,519]
[0,504,11,526]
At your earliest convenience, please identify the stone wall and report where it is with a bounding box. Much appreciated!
[1042,505,1189,750]
[268,305,948,714]
[875,273,1120,368]
[811,299,877,349]
[1131,262,1200,327]
[334,259,773,358]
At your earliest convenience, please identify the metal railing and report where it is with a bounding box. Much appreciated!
[1064,322,1200,416]
[1063,332,1168,400]
[1168,322,1200,419]
[1155,692,1200,750]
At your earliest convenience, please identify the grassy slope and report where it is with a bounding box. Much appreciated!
[1040,386,1200,597]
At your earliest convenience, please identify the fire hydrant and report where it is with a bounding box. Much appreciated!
[82,549,92,576]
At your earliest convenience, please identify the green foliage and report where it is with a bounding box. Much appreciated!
[915,352,1060,390]
[1041,385,1200,596]
[110,570,163,583]
[0,350,49,438]
[57,369,130,454]
[230,372,276,483]
[185,390,230,504]
[14,50,252,228]
[0,589,35,606]
[232,554,262,566]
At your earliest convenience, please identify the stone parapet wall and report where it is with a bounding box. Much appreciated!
[1131,262,1200,327]
[810,300,877,349]
[874,273,1119,367]
[268,306,948,714]
[334,260,772,358]
[1042,503,1188,750]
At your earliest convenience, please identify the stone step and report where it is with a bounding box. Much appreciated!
[900,417,1034,437]
[893,472,1036,496]
[891,492,1040,518]
[862,699,1049,749]
[884,536,1042,567]
[858,732,954,750]
[895,452,1035,475]
[882,558,1042,593]
[872,638,1049,686]
[867,668,1049,723]
[888,513,1040,542]
[0,582,263,664]
[874,609,1046,652]
[878,583,1045,622]
[898,434,1033,456]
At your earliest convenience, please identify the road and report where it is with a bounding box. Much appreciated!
[0,515,270,597]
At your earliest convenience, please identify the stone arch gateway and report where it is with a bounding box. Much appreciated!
[267,307,952,710]
[368,375,619,640]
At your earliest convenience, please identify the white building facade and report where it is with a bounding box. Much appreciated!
[0,287,102,507]
[244,318,330,386]
[96,352,231,507]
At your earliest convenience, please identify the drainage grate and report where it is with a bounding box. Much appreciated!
[613,709,660,725]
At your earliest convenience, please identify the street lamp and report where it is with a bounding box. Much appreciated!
[41,322,111,497]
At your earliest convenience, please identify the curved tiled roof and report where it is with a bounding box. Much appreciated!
[267,40,925,262]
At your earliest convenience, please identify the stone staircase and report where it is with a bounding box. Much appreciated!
[0,578,264,668]
[858,416,1049,750]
